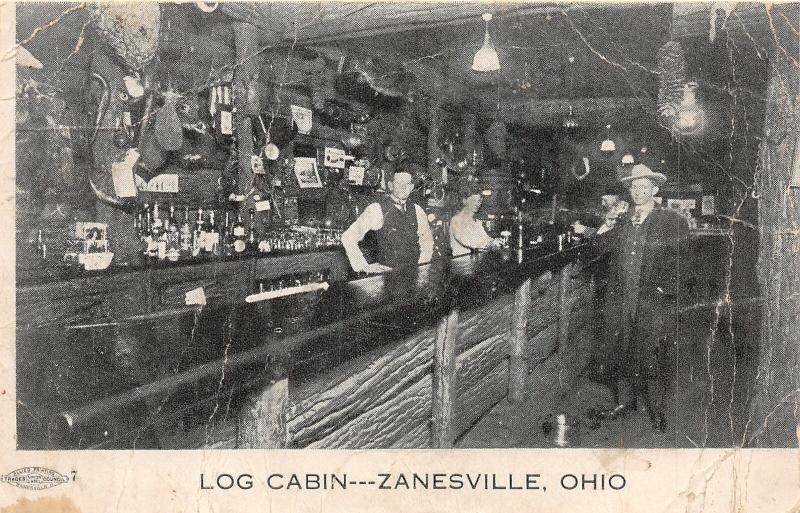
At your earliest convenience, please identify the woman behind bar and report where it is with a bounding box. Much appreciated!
[449,185,504,257]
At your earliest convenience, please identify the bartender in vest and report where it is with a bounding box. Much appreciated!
[341,168,434,274]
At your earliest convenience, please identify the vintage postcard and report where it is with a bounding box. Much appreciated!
[1,2,798,512]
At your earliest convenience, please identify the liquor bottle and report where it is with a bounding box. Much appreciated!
[151,202,163,236]
[179,206,192,255]
[258,218,272,253]
[192,207,205,257]
[223,210,232,256]
[205,210,220,255]
[142,204,156,261]
[232,212,247,254]
[167,204,177,231]
[157,225,168,261]
[247,208,257,252]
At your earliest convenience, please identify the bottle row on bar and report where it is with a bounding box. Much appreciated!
[135,203,343,263]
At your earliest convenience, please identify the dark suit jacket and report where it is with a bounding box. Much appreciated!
[597,206,690,373]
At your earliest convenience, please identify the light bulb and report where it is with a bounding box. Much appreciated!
[676,82,704,134]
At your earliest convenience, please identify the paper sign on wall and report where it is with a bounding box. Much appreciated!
[219,110,233,135]
[348,166,365,185]
[111,149,140,198]
[324,147,347,169]
[136,173,179,193]
[291,105,313,134]
[251,155,265,175]
[667,198,696,211]
[702,195,716,215]
[293,157,323,188]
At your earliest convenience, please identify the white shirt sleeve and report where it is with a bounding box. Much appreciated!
[451,215,493,250]
[415,204,434,264]
[596,222,613,235]
[341,203,383,272]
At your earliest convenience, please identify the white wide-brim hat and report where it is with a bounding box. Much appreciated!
[620,164,667,186]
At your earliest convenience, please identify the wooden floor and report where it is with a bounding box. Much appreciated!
[457,302,761,449]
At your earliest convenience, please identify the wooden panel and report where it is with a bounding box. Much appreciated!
[303,374,433,449]
[157,271,245,309]
[527,286,559,338]
[453,360,508,438]
[527,323,558,367]
[253,251,349,282]
[456,294,513,353]
[17,275,147,328]
[288,327,435,447]
[391,418,432,449]
[456,333,509,397]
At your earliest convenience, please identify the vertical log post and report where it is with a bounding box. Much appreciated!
[509,278,532,403]
[750,18,800,447]
[233,22,259,215]
[432,309,459,448]
[237,378,289,448]
[557,264,573,350]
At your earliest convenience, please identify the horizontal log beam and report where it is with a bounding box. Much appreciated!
[219,3,652,47]
[492,96,652,127]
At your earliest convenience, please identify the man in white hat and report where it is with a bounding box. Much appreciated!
[595,164,689,433]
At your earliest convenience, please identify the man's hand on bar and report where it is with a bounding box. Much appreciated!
[363,263,393,274]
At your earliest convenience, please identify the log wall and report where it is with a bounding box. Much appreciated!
[236,262,594,448]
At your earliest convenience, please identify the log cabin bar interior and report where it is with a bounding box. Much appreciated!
[14,2,800,450]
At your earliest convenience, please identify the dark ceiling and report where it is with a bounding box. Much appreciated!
[334,4,671,101]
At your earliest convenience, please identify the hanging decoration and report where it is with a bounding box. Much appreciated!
[656,41,687,119]
[563,56,579,130]
[88,2,161,71]
[154,91,184,151]
[570,157,591,181]
[709,2,737,42]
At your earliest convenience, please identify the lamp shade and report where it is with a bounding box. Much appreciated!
[600,124,615,152]
[472,14,500,72]
[472,32,500,72]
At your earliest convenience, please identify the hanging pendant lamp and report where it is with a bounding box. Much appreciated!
[600,124,616,152]
[472,13,500,72]
[563,105,579,130]
[675,81,704,135]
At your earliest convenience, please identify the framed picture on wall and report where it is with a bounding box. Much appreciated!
[293,157,323,188]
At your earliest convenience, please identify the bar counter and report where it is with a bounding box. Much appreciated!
[17,241,600,449]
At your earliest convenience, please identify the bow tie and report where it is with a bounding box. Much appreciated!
[392,201,407,212]
[631,209,645,225]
